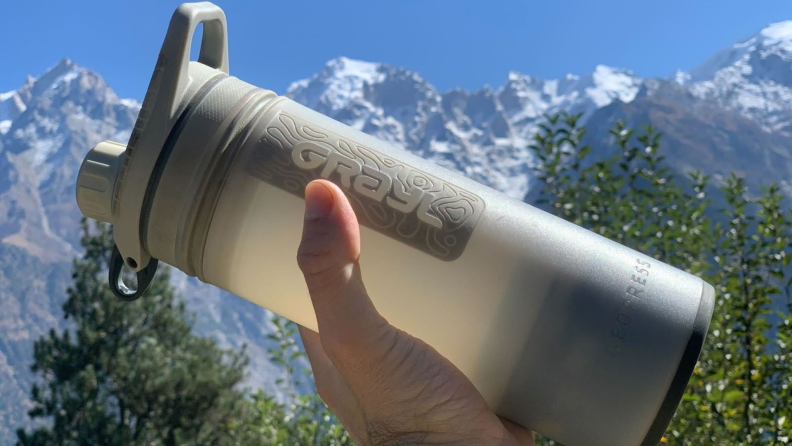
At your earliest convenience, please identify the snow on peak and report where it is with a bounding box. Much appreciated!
[0,58,138,173]
[502,71,548,93]
[760,21,792,45]
[0,90,16,102]
[507,71,532,83]
[588,65,640,107]
[285,57,387,112]
[38,58,81,89]
[593,64,626,76]
[0,59,139,130]
[676,21,792,136]
[671,69,692,85]
[755,21,792,57]
[325,57,382,83]
[497,65,641,123]
[690,20,792,83]
[0,88,27,125]
[52,57,75,69]
[119,98,142,109]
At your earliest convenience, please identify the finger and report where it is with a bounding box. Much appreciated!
[298,324,341,398]
[298,324,368,443]
[297,180,389,354]
[499,417,536,446]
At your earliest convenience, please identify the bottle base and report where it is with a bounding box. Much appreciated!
[639,282,715,446]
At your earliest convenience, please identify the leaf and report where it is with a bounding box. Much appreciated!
[724,390,744,402]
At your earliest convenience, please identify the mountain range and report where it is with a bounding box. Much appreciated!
[1,20,791,443]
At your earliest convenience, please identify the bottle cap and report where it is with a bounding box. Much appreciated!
[75,141,126,223]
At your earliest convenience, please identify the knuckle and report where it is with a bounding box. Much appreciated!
[296,242,333,276]
[297,242,358,296]
[296,226,351,280]
[300,259,351,296]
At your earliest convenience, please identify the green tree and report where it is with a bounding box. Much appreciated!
[16,221,251,446]
[239,315,352,446]
[529,113,792,445]
[14,221,350,445]
[18,114,792,446]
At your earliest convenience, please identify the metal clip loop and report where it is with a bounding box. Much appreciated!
[109,245,159,301]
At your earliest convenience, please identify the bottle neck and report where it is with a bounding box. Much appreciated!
[144,72,276,278]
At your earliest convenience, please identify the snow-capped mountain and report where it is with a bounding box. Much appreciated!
[675,20,792,136]
[287,57,642,198]
[498,65,642,126]
[2,19,792,445]
[0,59,138,260]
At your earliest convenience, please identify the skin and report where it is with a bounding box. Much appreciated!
[296,179,535,446]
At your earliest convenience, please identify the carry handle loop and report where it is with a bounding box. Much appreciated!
[176,2,229,73]
[160,2,229,117]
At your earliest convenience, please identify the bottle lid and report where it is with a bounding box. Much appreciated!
[74,2,231,301]
[75,2,229,272]
[76,141,126,223]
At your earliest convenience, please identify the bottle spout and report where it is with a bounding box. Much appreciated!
[76,141,126,224]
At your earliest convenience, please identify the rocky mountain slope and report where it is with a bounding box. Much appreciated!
[1,20,792,444]
[681,21,792,137]
[585,21,792,195]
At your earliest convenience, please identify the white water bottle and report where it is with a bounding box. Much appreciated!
[75,3,714,445]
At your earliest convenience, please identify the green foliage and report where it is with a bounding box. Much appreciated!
[240,316,352,446]
[19,113,792,446]
[14,221,351,445]
[530,113,792,445]
[15,220,251,445]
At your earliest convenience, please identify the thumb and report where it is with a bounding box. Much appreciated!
[297,180,388,350]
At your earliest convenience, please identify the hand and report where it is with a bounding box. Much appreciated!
[296,179,535,446]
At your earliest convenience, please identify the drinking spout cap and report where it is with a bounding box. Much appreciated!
[76,141,126,224]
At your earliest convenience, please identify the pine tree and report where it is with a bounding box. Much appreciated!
[16,221,251,445]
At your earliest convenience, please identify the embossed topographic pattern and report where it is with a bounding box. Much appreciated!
[244,112,485,260]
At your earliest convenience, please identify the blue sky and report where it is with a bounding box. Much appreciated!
[2,0,791,99]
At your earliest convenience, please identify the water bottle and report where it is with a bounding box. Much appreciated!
[74,3,714,445]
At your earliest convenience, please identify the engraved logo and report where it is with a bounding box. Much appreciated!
[607,257,652,356]
[244,112,485,260]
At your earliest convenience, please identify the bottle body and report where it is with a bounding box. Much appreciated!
[196,95,713,446]
[74,5,713,444]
